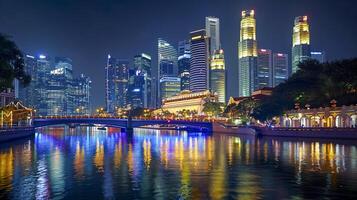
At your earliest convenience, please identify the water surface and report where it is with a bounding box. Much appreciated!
[1,127,357,199]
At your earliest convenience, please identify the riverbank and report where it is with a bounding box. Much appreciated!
[0,127,35,143]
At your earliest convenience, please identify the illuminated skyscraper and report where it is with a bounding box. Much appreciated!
[292,16,310,74]
[272,53,289,87]
[190,29,210,92]
[178,40,190,91]
[238,10,257,97]
[158,38,178,105]
[130,53,152,108]
[73,74,91,115]
[210,49,226,103]
[106,55,129,113]
[256,49,272,89]
[159,77,181,101]
[205,17,220,55]
[311,51,325,63]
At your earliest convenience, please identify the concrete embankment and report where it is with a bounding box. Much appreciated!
[212,123,256,135]
[255,127,357,140]
[0,127,35,143]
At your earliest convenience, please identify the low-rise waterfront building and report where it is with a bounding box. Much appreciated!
[160,90,218,115]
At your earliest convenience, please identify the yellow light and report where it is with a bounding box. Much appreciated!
[191,35,202,40]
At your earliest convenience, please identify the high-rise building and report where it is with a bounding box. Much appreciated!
[73,74,91,115]
[272,53,289,87]
[256,49,272,90]
[238,10,257,97]
[36,54,53,116]
[205,17,220,55]
[159,77,181,101]
[189,29,210,92]
[210,49,226,103]
[311,51,325,63]
[130,53,152,108]
[19,55,37,107]
[105,55,130,113]
[178,40,191,91]
[158,38,178,105]
[292,16,310,74]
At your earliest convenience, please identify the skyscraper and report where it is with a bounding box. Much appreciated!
[205,17,220,55]
[238,10,257,97]
[19,55,37,107]
[210,49,226,103]
[311,51,325,63]
[178,40,191,91]
[189,29,210,92]
[36,54,53,116]
[130,53,152,108]
[73,74,91,115]
[272,53,289,87]
[158,39,178,104]
[159,77,181,101]
[292,16,310,74]
[106,55,129,113]
[256,49,272,89]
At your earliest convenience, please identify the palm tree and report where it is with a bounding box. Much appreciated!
[0,34,30,91]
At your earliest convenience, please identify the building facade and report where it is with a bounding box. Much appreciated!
[161,90,218,115]
[238,10,257,97]
[205,16,220,55]
[210,49,226,103]
[189,29,210,92]
[272,53,289,87]
[73,74,91,115]
[178,40,191,91]
[158,38,178,105]
[105,55,130,113]
[311,51,325,63]
[256,49,272,90]
[292,16,310,74]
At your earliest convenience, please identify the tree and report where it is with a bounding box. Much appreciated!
[252,58,357,121]
[0,34,31,91]
[202,102,224,117]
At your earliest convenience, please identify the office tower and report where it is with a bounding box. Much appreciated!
[73,74,91,115]
[238,10,257,97]
[18,55,37,107]
[205,17,220,55]
[105,55,129,113]
[292,16,310,74]
[210,49,226,103]
[130,53,152,108]
[311,51,325,63]
[36,54,53,116]
[159,77,181,101]
[158,38,178,104]
[272,53,289,87]
[256,49,272,89]
[178,40,191,91]
[189,29,210,92]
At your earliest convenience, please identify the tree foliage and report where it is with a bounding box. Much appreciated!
[0,34,31,91]
[202,102,224,117]
[252,59,357,121]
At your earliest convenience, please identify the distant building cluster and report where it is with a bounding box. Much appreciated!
[18,55,91,116]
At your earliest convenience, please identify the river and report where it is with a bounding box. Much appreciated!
[0,126,357,199]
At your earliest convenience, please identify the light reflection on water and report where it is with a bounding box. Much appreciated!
[0,126,357,199]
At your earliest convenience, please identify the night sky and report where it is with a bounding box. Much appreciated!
[1,0,357,109]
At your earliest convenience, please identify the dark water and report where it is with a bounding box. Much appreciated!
[1,127,357,200]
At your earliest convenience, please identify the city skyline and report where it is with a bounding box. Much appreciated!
[1,0,357,108]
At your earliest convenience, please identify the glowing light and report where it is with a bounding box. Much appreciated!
[39,54,46,59]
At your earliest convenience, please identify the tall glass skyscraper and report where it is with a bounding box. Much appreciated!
[292,16,310,74]
[158,38,178,105]
[105,55,129,113]
[19,55,37,107]
[130,53,152,108]
[36,55,53,116]
[256,49,272,89]
[205,17,220,55]
[210,49,226,103]
[178,40,191,91]
[273,53,289,87]
[73,74,91,115]
[159,77,181,101]
[238,10,257,97]
[189,29,210,92]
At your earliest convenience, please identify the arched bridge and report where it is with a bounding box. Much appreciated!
[33,117,213,133]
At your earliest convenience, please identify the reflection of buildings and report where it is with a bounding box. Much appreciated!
[280,105,357,128]
[161,90,218,115]
[292,16,310,74]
